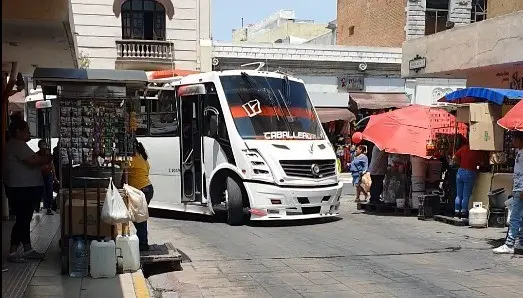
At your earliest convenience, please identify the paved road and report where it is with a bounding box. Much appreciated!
[146,196,523,298]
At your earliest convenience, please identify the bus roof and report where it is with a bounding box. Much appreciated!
[149,70,305,87]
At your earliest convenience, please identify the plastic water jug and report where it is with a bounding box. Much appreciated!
[115,234,140,272]
[90,240,117,278]
[469,202,488,228]
[69,238,89,278]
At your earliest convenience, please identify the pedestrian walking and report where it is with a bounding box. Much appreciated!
[348,145,368,202]
[493,131,523,254]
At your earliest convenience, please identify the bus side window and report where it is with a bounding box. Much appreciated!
[128,97,147,136]
[150,90,179,137]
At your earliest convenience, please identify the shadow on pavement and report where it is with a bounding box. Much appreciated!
[149,208,217,223]
[149,208,342,227]
[247,216,342,227]
[352,211,417,217]
[486,237,506,248]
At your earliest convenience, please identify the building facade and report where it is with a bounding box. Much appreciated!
[212,41,409,115]
[337,0,406,47]
[72,0,211,71]
[231,10,333,43]
[336,0,483,105]
[402,10,523,90]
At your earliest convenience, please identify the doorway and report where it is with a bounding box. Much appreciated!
[179,95,203,202]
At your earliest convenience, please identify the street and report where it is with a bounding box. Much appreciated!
[146,196,523,298]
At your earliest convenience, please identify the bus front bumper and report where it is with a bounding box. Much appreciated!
[243,181,343,221]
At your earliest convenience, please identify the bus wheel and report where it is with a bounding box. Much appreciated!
[226,177,244,226]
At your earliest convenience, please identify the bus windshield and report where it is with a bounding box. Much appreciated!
[219,74,324,140]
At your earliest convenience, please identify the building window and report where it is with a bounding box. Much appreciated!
[471,0,488,23]
[425,0,449,36]
[121,0,166,40]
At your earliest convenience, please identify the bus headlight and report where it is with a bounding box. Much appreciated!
[243,150,274,181]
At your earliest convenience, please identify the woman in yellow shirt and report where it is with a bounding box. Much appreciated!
[127,140,153,251]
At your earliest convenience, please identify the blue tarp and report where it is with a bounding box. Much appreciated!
[438,87,523,105]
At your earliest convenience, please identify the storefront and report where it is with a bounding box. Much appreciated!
[2,0,79,220]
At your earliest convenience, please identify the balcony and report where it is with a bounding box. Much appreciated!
[115,39,175,71]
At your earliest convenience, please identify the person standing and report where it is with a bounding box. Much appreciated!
[3,120,50,262]
[37,140,57,215]
[348,145,369,202]
[368,145,388,204]
[126,140,154,252]
[452,137,485,219]
[493,132,523,254]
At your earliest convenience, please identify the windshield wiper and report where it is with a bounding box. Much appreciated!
[240,72,288,127]
[278,75,294,122]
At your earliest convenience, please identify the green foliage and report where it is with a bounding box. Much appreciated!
[79,52,90,69]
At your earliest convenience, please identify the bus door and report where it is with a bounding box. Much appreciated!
[35,99,53,148]
[178,84,206,203]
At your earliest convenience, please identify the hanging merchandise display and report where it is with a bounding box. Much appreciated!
[59,98,134,166]
[32,67,149,276]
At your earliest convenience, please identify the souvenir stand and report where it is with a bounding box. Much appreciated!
[32,68,148,274]
[363,106,466,216]
[437,88,523,226]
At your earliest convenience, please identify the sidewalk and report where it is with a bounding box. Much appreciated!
[2,212,150,298]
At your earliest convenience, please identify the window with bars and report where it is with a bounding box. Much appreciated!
[471,0,488,23]
[425,0,450,36]
[121,0,166,40]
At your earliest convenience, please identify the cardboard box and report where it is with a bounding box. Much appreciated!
[469,103,502,122]
[63,198,120,238]
[469,121,504,151]
[456,106,470,123]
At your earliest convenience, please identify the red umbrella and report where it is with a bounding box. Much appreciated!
[497,101,523,131]
[362,105,467,158]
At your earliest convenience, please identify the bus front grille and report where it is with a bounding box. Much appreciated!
[279,159,336,179]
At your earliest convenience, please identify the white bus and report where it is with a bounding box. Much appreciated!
[28,69,343,225]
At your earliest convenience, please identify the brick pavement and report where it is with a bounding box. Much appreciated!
[146,196,523,298]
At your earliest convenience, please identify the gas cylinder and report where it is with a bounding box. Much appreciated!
[469,202,488,228]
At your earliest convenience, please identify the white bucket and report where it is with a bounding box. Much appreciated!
[396,199,405,208]
[411,176,426,192]
[410,192,425,209]
[410,156,427,177]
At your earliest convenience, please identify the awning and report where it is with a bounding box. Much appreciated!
[315,108,355,123]
[113,0,175,20]
[350,92,411,110]
[437,87,523,105]
[33,68,149,90]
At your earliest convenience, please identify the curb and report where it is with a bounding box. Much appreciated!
[132,270,150,298]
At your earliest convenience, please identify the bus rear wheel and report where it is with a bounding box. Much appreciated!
[226,177,244,226]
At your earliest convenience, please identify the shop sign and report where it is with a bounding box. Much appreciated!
[409,55,426,72]
[338,75,364,91]
[496,70,523,90]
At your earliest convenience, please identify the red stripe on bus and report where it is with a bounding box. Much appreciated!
[229,106,315,119]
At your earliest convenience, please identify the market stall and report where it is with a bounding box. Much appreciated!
[361,105,467,214]
[438,87,523,226]
[32,67,148,275]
